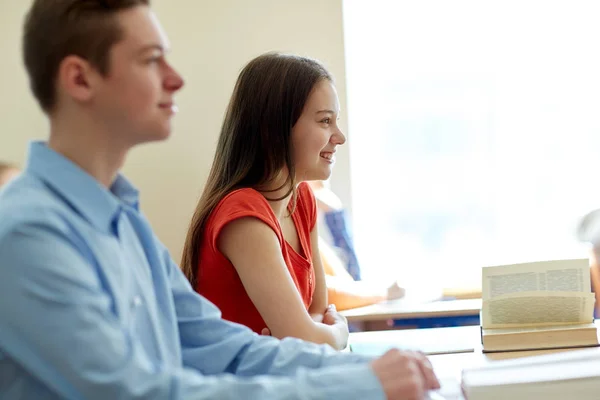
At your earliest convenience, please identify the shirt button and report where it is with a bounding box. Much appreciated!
[132,296,143,307]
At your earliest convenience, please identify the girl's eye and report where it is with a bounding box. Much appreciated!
[321,118,331,124]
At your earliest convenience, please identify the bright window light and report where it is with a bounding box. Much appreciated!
[343,0,600,289]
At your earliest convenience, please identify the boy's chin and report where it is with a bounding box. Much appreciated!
[136,129,173,145]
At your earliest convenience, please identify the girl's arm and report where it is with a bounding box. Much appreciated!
[307,225,328,318]
[218,217,349,350]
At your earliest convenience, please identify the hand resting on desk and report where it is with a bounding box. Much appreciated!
[263,324,442,399]
[370,349,440,400]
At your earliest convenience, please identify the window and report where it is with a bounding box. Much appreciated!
[343,1,600,289]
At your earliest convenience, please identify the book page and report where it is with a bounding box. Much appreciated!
[482,259,590,301]
[483,322,596,335]
[481,259,594,328]
[482,292,595,328]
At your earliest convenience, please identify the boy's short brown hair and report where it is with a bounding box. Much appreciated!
[23,0,150,113]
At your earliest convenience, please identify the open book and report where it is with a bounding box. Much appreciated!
[481,259,597,352]
[462,347,600,399]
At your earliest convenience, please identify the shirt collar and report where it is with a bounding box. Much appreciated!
[25,141,140,233]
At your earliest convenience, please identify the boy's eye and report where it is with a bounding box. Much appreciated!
[146,53,163,64]
[321,118,331,124]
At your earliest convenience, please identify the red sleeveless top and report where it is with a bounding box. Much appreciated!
[195,182,317,333]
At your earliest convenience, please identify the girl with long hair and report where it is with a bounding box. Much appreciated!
[181,53,349,349]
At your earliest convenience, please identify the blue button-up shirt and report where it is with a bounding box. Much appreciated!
[0,142,384,400]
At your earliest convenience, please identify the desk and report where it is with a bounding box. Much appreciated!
[349,325,479,356]
[349,325,600,400]
[341,298,482,330]
[428,345,600,400]
[349,324,599,357]
[442,287,482,300]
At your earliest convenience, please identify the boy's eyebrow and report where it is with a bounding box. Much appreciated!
[137,44,168,55]
[316,109,336,114]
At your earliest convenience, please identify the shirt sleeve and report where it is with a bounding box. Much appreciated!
[0,216,385,400]
[162,239,387,399]
[207,189,283,252]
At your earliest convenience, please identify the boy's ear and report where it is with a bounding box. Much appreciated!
[56,55,100,105]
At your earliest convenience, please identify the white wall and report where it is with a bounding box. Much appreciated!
[0,0,353,260]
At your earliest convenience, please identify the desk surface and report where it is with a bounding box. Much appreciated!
[349,325,480,355]
[340,298,482,322]
[351,325,600,399]
[349,323,600,357]
[429,344,600,399]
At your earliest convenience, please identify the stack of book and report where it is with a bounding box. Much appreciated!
[462,347,600,399]
[480,259,598,352]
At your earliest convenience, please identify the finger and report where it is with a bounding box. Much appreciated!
[311,313,324,322]
[405,358,426,400]
[325,304,344,319]
[261,328,271,336]
[330,309,347,324]
[413,352,440,390]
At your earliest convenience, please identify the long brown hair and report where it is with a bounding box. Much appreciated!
[181,52,333,285]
